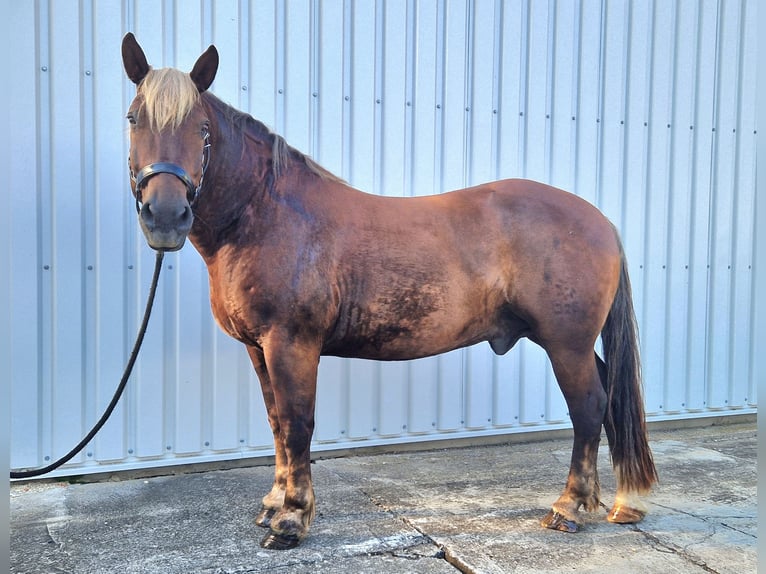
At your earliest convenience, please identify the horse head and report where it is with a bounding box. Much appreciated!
[121,33,218,251]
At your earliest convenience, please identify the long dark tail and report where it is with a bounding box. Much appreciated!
[599,239,658,493]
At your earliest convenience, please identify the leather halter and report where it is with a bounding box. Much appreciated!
[130,132,210,213]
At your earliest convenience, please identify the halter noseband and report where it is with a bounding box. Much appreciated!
[130,133,210,213]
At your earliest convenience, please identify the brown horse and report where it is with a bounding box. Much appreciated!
[121,34,657,550]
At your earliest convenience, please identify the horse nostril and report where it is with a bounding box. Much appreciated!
[181,205,192,222]
[140,201,155,225]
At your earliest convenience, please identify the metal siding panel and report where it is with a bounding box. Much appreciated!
[440,0,469,190]
[733,1,757,409]
[467,0,497,184]
[573,0,602,206]
[315,356,346,442]
[408,357,439,434]
[411,0,439,196]
[247,1,278,127]
[348,3,376,191]
[49,3,86,462]
[283,1,312,153]
[436,350,463,431]
[524,0,550,182]
[9,1,42,469]
[316,0,345,175]
[92,0,130,463]
[379,0,408,197]
[548,0,577,190]
[684,0,718,412]
[707,0,740,410]
[496,0,524,179]
[347,360,377,438]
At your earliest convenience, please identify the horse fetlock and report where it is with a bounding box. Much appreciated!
[254,506,278,528]
[606,490,648,524]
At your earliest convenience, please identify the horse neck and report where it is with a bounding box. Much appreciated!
[188,98,275,260]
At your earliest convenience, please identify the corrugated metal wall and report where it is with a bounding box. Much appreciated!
[8,0,757,477]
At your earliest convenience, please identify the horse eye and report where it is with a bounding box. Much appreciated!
[126,113,137,125]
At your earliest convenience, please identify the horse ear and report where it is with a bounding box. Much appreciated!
[190,45,219,93]
[122,33,151,85]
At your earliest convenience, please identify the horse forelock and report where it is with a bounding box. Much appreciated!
[137,68,199,132]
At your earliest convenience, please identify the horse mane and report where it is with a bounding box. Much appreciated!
[137,67,342,184]
[202,93,344,184]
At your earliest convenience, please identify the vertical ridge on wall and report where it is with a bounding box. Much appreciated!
[8,0,757,478]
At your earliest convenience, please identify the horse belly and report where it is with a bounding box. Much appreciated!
[323,285,520,361]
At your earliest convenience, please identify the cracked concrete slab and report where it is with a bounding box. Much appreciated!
[11,421,756,573]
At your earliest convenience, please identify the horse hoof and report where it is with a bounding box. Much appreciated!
[255,507,277,528]
[541,510,578,533]
[607,504,646,524]
[260,530,302,550]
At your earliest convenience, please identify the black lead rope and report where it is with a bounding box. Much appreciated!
[11,250,165,480]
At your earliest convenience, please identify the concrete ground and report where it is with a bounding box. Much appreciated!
[10,419,756,574]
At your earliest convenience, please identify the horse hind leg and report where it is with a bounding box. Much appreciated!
[594,354,650,525]
[541,347,607,533]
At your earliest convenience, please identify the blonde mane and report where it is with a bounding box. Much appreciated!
[138,67,199,132]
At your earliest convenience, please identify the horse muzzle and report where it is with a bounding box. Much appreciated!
[132,163,200,252]
[136,178,194,252]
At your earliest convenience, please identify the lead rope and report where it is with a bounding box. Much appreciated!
[11,250,165,480]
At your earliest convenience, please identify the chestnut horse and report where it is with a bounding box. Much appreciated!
[122,34,657,549]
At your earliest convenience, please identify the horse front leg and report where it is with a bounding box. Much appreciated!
[246,346,288,529]
[541,347,607,533]
[255,332,320,550]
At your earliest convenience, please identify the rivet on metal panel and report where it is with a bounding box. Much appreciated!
[312,92,318,97]
[43,265,50,270]
[87,265,93,270]
[436,104,441,109]
[85,70,92,76]
[204,441,210,447]
[128,449,134,454]
[376,99,381,104]
[242,85,248,91]
[344,96,350,101]
[128,265,134,270]
[41,66,48,72]
[166,445,172,451]
[87,452,93,457]
[167,264,173,270]
[44,456,50,461]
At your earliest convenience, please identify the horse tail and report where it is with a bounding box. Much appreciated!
[600,237,658,493]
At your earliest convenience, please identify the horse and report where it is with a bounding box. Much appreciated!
[121,33,657,550]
